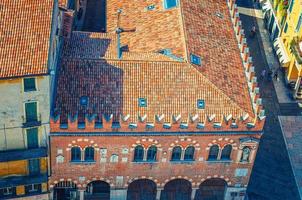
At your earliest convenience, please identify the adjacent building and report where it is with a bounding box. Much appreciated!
[49,0,265,200]
[0,0,61,199]
[262,0,302,98]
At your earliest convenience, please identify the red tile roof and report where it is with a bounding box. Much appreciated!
[0,0,54,78]
[54,58,246,125]
[52,0,265,132]
[180,0,253,114]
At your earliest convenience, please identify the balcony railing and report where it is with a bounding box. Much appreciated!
[290,37,302,65]
[0,173,47,188]
[22,114,42,127]
[0,147,47,162]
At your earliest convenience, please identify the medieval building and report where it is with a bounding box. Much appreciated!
[49,0,265,199]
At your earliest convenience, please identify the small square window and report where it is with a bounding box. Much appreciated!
[138,98,147,107]
[23,78,36,92]
[190,54,201,66]
[80,96,88,106]
[164,0,177,9]
[197,99,205,109]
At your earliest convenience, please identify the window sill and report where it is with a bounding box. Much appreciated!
[170,160,195,164]
[24,89,37,93]
[206,160,232,163]
[132,161,158,164]
[70,161,96,164]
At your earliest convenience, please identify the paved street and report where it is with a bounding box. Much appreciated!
[236,0,301,199]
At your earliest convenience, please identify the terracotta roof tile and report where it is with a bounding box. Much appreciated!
[54,58,246,125]
[0,0,53,78]
[62,31,117,59]
[180,0,253,114]
[106,0,186,57]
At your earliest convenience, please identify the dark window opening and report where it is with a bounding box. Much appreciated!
[184,146,195,161]
[71,147,81,161]
[208,145,219,160]
[221,145,232,160]
[134,145,144,162]
[147,146,157,162]
[171,146,182,161]
[85,147,95,161]
[23,78,36,92]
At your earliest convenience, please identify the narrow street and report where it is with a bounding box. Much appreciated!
[82,0,106,32]
[236,0,301,199]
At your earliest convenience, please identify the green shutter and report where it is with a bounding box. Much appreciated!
[289,0,294,12]
[296,14,302,32]
[26,128,39,149]
[25,102,37,122]
[23,78,36,92]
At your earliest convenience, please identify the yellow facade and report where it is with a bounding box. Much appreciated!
[279,0,302,83]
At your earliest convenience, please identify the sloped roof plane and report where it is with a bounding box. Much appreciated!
[0,0,54,78]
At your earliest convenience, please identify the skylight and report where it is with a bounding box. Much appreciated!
[138,98,147,107]
[164,0,177,9]
[197,99,205,109]
[190,54,201,66]
[80,96,88,106]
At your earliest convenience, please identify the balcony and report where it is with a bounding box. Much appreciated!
[0,173,47,188]
[290,37,302,65]
[22,114,41,128]
[0,148,47,162]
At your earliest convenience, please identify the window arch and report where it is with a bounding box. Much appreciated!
[171,146,182,161]
[221,144,232,160]
[184,146,195,161]
[146,145,157,162]
[85,147,95,161]
[208,145,219,160]
[134,145,144,162]
[71,146,81,161]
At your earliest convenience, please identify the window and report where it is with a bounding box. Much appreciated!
[26,128,39,149]
[284,23,288,33]
[28,159,40,176]
[164,0,177,9]
[184,146,195,161]
[25,184,41,194]
[0,187,16,198]
[289,0,294,12]
[197,99,205,109]
[241,147,251,162]
[190,54,201,66]
[208,145,219,160]
[138,98,147,107]
[23,78,36,92]
[296,14,302,32]
[171,146,182,161]
[71,147,81,161]
[25,102,38,122]
[221,145,232,160]
[147,145,157,161]
[110,154,119,163]
[133,145,144,162]
[84,147,95,161]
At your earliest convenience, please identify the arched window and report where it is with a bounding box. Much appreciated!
[71,147,81,161]
[147,145,157,161]
[171,146,182,161]
[133,145,144,162]
[208,145,219,160]
[221,145,232,160]
[85,147,95,161]
[184,146,195,161]
[241,147,251,162]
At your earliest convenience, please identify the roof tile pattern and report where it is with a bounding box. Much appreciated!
[54,58,245,124]
[0,0,53,78]
[106,0,186,57]
[63,32,117,59]
[180,0,252,114]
